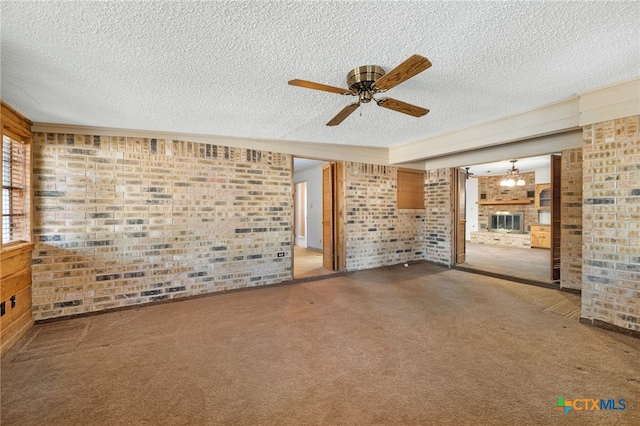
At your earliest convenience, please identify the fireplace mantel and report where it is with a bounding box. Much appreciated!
[477,199,534,205]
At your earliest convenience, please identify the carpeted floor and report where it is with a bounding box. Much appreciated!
[461,242,551,284]
[2,262,639,425]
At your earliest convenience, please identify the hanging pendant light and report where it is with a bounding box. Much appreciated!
[499,160,525,187]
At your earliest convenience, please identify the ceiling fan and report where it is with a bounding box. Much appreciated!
[288,54,432,126]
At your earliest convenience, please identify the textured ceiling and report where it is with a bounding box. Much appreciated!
[1,1,639,148]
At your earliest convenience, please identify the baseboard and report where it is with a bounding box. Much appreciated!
[579,317,640,339]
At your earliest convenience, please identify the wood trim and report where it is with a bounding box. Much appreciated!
[2,102,34,249]
[1,241,35,258]
[334,162,346,271]
[454,168,466,264]
[322,163,334,270]
[1,101,33,141]
[550,154,561,281]
[477,199,534,205]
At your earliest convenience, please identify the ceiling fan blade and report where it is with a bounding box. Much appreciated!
[371,54,432,91]
[288,79,351,95]
[376,97,429,117]
[326,103,360,126]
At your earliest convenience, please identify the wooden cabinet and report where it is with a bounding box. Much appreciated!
[530,225,551,249]
[535,184,551,210]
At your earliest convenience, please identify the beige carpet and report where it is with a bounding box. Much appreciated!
[460,242,552,285]
[2,262,639,425]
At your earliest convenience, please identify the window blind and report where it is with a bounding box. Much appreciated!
[2,135,28,244]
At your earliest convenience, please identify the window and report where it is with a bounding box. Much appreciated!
[397,168,425,209]
[1,101,32,246]
[2,135,29,244]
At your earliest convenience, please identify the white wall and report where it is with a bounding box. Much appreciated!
[535,168,550,184]
[465,176,479,241]
[294,163,326,250]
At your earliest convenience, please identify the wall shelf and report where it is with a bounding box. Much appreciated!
[535,183,551,210]
[477,199,534,206]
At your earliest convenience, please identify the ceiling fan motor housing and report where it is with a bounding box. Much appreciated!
[347,65,385,102]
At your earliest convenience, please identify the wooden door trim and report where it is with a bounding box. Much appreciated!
[322,163,334,270]
[320,162,346,272]
[453,168,467,264]
[550,154,561,281]
[334,162,346,271]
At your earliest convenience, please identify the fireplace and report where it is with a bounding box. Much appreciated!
[489,211,525,234]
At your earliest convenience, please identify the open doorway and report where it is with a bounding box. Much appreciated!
[293,158,343,279]
[454,155,558,286]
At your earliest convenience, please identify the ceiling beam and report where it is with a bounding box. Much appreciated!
[389,97,580,165]
[419,130,583,171]
[579,77,640,126]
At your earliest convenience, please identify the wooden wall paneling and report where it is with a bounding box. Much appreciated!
[1,243,35,355]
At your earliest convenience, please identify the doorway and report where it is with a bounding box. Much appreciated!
[293,158,344,279]
[454,156,558,285]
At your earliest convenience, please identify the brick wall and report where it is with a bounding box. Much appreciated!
[424,168,453,265]
[345,163,425,270]
[581,116,640,332]
[477,172,536,232]
[560,148,583,290]
[31,133,292,320]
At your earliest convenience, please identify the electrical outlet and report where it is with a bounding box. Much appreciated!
[277,252,285,257]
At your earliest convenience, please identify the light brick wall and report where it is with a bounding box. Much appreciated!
[470,231,530,248]
[424,168,453,265]
[477,172,537,232]
[560,148,583,290]
[345,163,425,270]
[581,116,640,332]
[31,133,292,320]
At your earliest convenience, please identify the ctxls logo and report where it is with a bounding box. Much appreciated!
[554,396,626,414]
